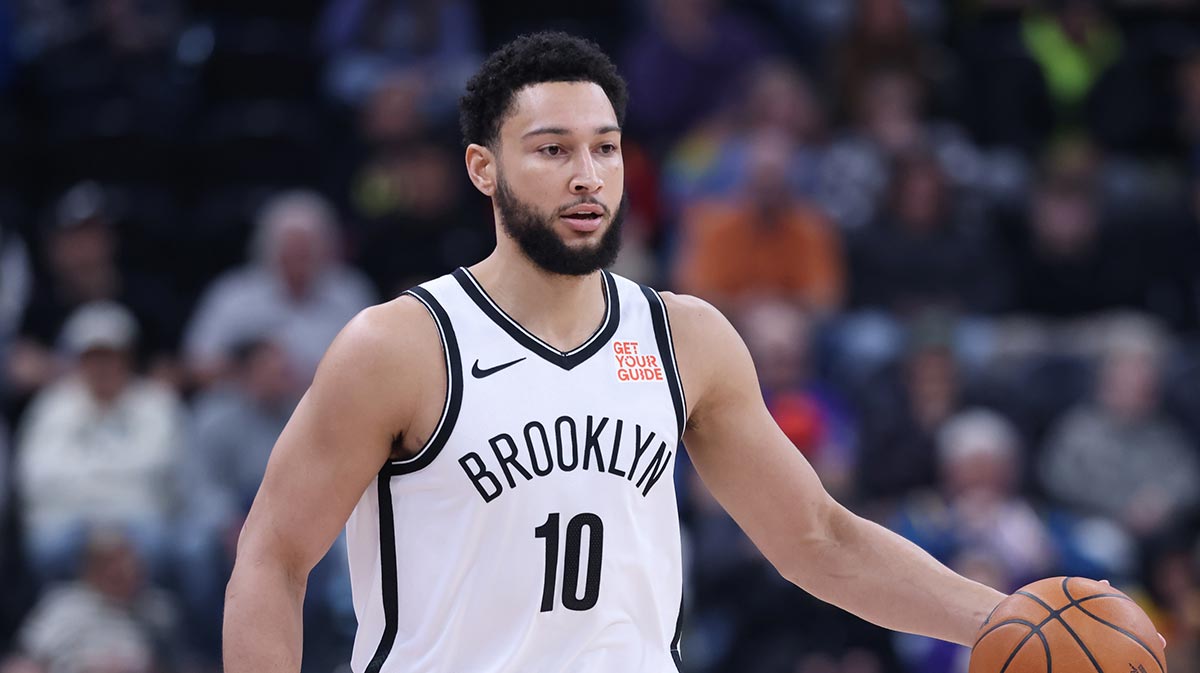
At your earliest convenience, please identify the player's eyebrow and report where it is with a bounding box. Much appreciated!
[522,125,622,139]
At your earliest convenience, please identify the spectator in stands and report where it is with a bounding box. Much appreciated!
[1020,0,1121,137]
[677,461,765,673]
[1144,535,1200,673]
[623,0,770,154]
[954,0,1056,151]
[21,0,191,190]
[15,302,184,579]
[2,528,185,673]
[183,190,375,388]
[1040,316,1200,537]
[830,0,940,121]
[1008,164,1146,317]
[893,409,1056,587]
[341,77,491,295]
[672,130,845,313]
[176,337,296,647]
[6,182,181,401]
[891,409,1056,673]
[737,300,856,498]
[847,149,1007,316]
[855,318,968,500]
[318,0,481,115]
[662,60,828,211]
[817,65,983,231]
[184,338,296,545]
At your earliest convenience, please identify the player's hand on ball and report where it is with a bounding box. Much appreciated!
[1100,580,1166,650]
[970,577,1166,673]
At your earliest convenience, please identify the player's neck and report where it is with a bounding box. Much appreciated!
[468,252,608,353]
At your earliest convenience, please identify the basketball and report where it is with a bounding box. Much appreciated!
[969,577,1166,673]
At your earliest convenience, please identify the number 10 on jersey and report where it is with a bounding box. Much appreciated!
[535,512,604,612]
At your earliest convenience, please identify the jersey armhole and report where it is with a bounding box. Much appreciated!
[639,286,687,438]
[387,286,463,475]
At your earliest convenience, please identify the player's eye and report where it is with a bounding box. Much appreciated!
[540,145,564,157]
[597,143,618,155]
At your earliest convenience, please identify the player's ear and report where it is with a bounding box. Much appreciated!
[465,143,497,197]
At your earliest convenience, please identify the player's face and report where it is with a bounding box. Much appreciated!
[493,81,626,275]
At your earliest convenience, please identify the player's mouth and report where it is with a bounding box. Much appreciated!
[559,204,606,232]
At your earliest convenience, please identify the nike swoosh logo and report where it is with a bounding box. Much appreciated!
[471,357,526,379]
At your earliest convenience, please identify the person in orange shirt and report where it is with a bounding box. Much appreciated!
[672,131,845,314]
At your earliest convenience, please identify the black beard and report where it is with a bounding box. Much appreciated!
[495,176,625,276]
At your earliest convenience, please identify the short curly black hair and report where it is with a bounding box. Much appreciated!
[459,31,628,148]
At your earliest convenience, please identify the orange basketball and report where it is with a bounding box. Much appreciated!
[969,577,1166,673]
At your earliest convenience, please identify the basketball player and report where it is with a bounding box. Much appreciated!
[223,32,1008,672]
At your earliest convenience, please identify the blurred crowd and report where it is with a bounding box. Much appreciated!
[2,0,1200,672]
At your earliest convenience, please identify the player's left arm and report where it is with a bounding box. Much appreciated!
[664,292,1005,646]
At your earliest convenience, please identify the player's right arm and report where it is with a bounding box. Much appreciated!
[223,297,442,673]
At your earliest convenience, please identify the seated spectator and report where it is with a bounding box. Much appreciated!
[175,338,297,648]
[183,190,376,388]
[830,0,941,122]
[1020,0,1122,136]
[817,65,984,231]
[1132,170,1200,332]
[6,182,182,402]
[855,319,970,500]
[184,338,297,544]
[662,60,828,210]
[672,131,845,314]
[848,150,1007,316]
[1039,315,1200,537]
[1,528,186,673]
[893,409,1056,588]
[343,79,492,293]
[318,0,481,115]
[736,300,856,498]
[890,409,1057,673]
[1142,533,1200,673]
[15,302,184,579]
[622,0,770,154]
[1007,165,1147,317]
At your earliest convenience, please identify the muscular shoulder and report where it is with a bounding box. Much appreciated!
[331,295,440,367]
[310,295,443,434]
[658,291,741,359]
[656,292,754,427]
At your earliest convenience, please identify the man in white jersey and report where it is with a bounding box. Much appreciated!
[223,32,1007,672]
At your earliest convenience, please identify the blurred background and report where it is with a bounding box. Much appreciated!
[1,0,1200,671]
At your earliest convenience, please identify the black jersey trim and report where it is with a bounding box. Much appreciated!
[389,286,463,474]
[640,286,687,437]
[671,592,684,669]
[452,267,620,371]
[365,472,399,673]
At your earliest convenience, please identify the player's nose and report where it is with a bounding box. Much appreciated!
[569,153,603,194]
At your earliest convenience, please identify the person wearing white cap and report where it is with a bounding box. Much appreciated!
[14,301,185,580]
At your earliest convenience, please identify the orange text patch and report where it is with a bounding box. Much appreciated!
[613,341,664,382]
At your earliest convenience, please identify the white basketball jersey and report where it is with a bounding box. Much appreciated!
[345,267,687,673]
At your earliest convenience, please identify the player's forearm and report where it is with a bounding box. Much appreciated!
[787,505,1005,646]
[223,559,307,672]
